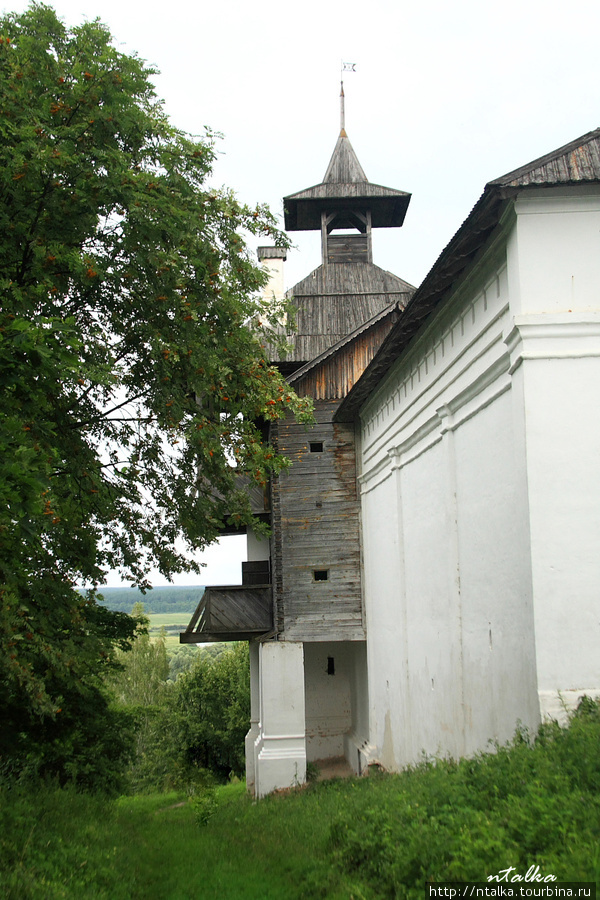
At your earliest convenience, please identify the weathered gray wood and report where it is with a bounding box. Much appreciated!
[327,234,369,264]
[180,585,272,643]
[183,126,417,645]
[284,132,410,231]
[273,262,414,370]
[270,400,364,642]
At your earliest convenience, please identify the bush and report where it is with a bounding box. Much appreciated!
[107,626,250,792]
[189,785,218,827]
[328,699,600,896]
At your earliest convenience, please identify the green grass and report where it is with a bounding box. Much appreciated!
[112,784,351,899]
[3,703,600,899]
[0,781,355,899]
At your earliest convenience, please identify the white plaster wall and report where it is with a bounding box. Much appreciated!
[398,440,465,761]
[506,188,600,711]
[254,641,306,797]
[346,640,371,771]
[360,252,540,770]
[303,641,353,760]
[246,528,270,562]
[510,349,600,693]
[507,188,600,316]
[453,393,539,751]
[360,186,600,771]
[245,641,260,792]
[260,258,285,304]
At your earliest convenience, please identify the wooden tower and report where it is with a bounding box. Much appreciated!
[182,100,415,795]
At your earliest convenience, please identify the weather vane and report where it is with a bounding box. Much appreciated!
[340,62,357,134]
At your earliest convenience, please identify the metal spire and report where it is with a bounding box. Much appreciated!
[340,62,356,137]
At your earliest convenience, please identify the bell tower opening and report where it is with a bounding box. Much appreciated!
[322,208,372,265]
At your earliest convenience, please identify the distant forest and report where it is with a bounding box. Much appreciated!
[94,585,205,615]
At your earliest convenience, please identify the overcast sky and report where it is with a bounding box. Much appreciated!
[5,0,599,585]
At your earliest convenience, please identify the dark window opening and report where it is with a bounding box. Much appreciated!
[327,656,335,675]
[309,442,324,453]
[313,569,329,582]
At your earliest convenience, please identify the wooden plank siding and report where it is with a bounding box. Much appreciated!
[271,400,364,642]
[180,585,272,643]
[291,316,398,400]
[327,234,369,264]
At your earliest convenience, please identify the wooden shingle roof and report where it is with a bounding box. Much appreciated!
[489,127,600,188]
[323,130,368,183]
[274,262,414,369]
[335,127,600,422]
[284,131,411,231]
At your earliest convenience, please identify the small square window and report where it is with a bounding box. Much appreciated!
[313,569,329,582]
[309,442,324,453]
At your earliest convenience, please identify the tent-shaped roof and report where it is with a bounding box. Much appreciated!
[284,130,411,231]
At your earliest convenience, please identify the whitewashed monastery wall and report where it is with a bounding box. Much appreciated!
[358,186,600,768]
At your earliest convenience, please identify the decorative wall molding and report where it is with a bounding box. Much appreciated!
[361,264,509,458]
[360,354,511,496]
[505,312,600,374]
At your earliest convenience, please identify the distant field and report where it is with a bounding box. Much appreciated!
[93,584,205,615]
[147,612,193,647]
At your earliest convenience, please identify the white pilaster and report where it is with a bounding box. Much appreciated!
[505,313,600,711]
[254,641,306,798]
[245,641,260,793]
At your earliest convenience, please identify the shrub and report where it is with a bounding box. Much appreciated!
[189,785,218,827]
[328,699,600,896]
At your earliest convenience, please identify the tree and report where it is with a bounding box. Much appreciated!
[174,642,250,780]
[107,603,177,793]
[0,4,311,781]
[109,604,169,708]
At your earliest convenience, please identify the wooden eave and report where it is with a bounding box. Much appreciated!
[334,127,600,424]
[333,189,506,422]
[284,184,411,231]
[488,126,600,188]
[287,302,401,384]
[180,584,272,643]
[285,128,410,230]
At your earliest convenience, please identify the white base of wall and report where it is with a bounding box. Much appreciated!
[344,731,377,775]
[245,722,259,792]
[539,689,600,726]
[255,734,307,797]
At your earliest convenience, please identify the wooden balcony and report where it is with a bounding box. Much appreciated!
[180,561,272,643]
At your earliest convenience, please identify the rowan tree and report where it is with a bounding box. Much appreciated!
[0,4,311,781]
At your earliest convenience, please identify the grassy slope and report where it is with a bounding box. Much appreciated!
[1,783,351,900]
[113,786,345,900]
[3,707,600,899]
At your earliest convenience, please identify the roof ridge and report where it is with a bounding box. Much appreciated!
[488,127,600,187]
[287,302,402,383]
